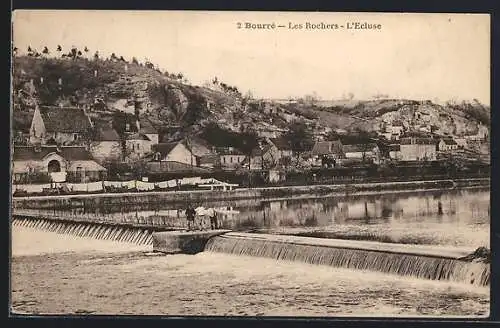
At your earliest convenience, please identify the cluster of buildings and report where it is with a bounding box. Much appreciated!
[11,100,490,185]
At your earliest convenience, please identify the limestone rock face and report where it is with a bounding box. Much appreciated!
[165,84,189,121]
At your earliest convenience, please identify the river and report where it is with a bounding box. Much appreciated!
[10,187,490,316]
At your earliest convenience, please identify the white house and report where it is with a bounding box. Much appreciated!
[89,126,122,163]
[218,147,247,170]
[151,141,195,166]
[399,135,438,161]
[125,133,153,160]
[12,146,106,184]
[438,138,459,152]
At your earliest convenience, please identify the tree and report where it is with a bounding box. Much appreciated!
[13,47,18,56]
[110,53,118,61]
[94,51,99,60]
[284,121,314,162]
[70,46,78,60]
[84,46,89,53]
[57,45,62,52]
[239,129,259,171]
[42,46,49,55]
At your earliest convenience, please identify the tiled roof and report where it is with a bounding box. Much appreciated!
[138,116,157,134]
[342,143,378,153]
[400,138,436,145]
[95,128,121,142]
[441,138,458,145]
[153,142,182,156]
[146,161,211,173]
[251,144,274,157]
[126,133,151,141]
[216,147,245,155]
[39,106,92,133]
[13,146,94,161]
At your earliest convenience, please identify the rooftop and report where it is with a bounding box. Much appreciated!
[39,106,92,133]
[13,146,95,161]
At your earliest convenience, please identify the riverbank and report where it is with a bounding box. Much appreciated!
[12,178,490,209]
[11,226,489,317]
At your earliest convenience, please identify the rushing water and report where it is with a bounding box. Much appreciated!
[11,226,490,317]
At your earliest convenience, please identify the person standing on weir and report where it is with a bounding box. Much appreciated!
[209,208,219,230]
[185,204,196,231]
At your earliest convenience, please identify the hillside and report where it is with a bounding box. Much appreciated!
[11,55,490,141]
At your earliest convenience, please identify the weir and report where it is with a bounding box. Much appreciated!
[12,217,156,245]
[12,213,490,287]
[203,233,490,287]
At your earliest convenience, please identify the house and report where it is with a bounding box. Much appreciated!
[146,141,200,173]
[342,143,380,163]
[12,146,106,184]
[29,106,92,146]
[125,133,153,160]
[269,137,294,158]
[137,116,159,145]
[438,138,459,152]
[198,154,220,169]
[454,138,468,148]
[249,143,280,170]
[89,125,122,163]
[388,144,402,160]
[218,147,247,170]
[399,133,438,161]
[390,121,405,136]
[311,140,343,159]
[150,141,195,166]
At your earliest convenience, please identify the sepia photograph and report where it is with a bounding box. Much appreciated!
[10,10,491,317]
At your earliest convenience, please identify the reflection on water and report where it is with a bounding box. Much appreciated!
[65,188,491,228]
[33,187,490,247]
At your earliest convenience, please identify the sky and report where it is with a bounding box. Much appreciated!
[12,11,490,105]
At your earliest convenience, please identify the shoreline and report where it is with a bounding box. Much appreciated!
[12,178,490,208]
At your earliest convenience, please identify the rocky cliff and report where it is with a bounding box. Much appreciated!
[11,55,490,140]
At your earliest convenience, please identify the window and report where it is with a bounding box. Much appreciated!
[137,143,140,150]
[154,153,161,161]
[73,133,79,141]
[230,157,233,163]
[223,157,226,164]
